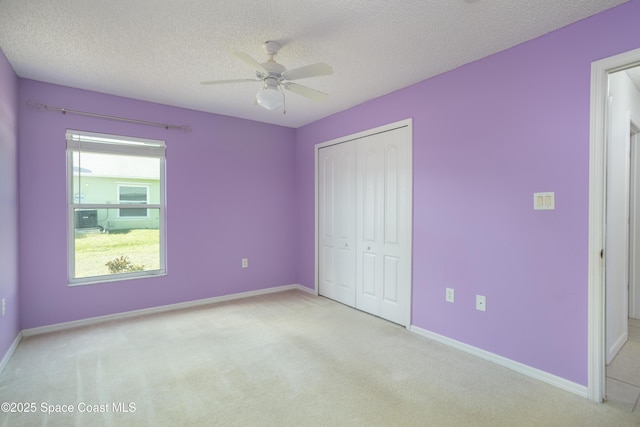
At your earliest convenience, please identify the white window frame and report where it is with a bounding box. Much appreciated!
[117,184,150,219]
[66,129,166,285]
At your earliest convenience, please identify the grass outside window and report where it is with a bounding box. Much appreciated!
[74,229,160,279]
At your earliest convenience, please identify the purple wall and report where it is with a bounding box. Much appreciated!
[18,80,297,329]
[296,1,640,386]
[0,50,19,359]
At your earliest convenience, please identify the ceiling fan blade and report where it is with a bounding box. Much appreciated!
[282,62,333,80]
[283,82,329,101]
[233,51,268,74]
[201,78,260,85]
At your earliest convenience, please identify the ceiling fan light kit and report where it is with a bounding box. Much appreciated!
[202,41,333,112]
[256,78,284,110]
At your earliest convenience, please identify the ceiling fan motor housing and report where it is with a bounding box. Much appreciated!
[259,61,285,80]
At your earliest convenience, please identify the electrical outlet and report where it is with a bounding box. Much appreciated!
[1,298,5,317]
[476,295,486,312]
[241,258,248,268]
[445,288,455,303]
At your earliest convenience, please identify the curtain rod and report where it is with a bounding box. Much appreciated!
[26,100,192,133]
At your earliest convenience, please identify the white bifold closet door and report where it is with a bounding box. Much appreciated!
[318,141,357,307]
[318,124,411,326]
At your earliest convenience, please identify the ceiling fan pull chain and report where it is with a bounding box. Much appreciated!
[282,85,287,115]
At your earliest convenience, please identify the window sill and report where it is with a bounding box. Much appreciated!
[68,270,166,287]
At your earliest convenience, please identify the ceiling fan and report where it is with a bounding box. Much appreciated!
[201,41,333,111]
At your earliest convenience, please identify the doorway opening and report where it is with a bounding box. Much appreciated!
[589,48,640,404]
[604,69,640,408]
[629,124,640,322]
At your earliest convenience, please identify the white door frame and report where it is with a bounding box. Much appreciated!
[588,48,640,402]
[315,118,413,327]
[630,126,640,320]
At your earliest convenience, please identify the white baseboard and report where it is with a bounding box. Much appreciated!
[0,332,22,375]
[294,284,316,295]
[409,325,588,399]
[22,284,310,337]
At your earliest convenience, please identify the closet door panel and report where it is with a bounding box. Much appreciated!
[378,127,410,324]
[319,155,336,300]
[384,145,399,245]
[362,252,378,296]
[362,147,378,242]
[356,127,410,324]
[318,144,356,306]
[356,143,383,314]
[383,255,399,303]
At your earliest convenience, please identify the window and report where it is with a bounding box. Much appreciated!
[118,185,149,218]
[67,130,166,285]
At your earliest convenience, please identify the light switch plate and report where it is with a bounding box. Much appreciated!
[476,295,486,312]
[534,192,555,210]
[446,288,455,303]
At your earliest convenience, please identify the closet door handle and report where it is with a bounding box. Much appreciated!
[367,246,371,251]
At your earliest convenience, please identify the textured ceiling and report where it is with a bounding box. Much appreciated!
[0,0,630,128]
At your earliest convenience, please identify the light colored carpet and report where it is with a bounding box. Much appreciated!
[1,290,639,426]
